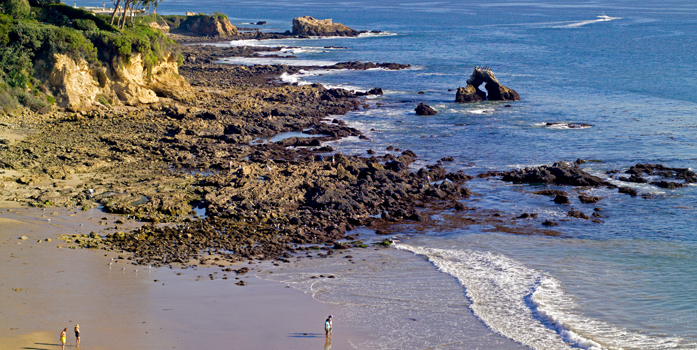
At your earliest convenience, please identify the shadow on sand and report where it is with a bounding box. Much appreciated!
[288,332,325,338]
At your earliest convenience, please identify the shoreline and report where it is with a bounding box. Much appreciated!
[0,207,363,349]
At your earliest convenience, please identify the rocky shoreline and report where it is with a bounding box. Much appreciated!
[0,39,469,267]
[2,35,693,269]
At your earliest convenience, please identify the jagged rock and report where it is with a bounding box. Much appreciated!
[618,187,638,197]
[178,15,238,37]
[292,16,359,37]
[554,195,571,204]
[455,85,486,103]
[501,162,613,187]
[578,195,602,204]
[455,67,520,103]
[48,54,101,112]
[534,189,568,196]
[651,181,687,189]
[415,103,437,116]
[627,163,696,183]
[567,210,590,219]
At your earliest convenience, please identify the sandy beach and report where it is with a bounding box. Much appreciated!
[0,207,360,349]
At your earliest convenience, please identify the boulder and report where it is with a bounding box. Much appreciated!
[292,16,359,37]
[567,210,590,219]
[455,84,486,103]
[553,195,570,204]
[415,103,437,116]
[455,66,520,103]
[501,162,613,187]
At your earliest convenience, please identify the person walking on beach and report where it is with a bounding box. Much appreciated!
[325,315,333,337]
[74,324,81,348]
[59,328,67,350]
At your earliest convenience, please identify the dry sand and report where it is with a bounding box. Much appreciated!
[0,207,359,349]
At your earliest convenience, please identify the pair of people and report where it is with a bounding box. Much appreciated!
[59,325,80,349]
[324,315,333,337]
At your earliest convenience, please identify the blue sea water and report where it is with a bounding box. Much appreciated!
[76,0,697,348]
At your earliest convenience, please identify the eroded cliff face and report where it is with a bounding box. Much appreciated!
[291,16,359,37]
[178,15,238,37]
[45,52,192,111]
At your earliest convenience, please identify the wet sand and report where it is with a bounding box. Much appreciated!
[0,207,358,349]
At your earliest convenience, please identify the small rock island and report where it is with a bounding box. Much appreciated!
[455,66,520,103]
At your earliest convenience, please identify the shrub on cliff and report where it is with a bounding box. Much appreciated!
[0,0,181,113]
[1,0,32,20]
[87,25,179,72]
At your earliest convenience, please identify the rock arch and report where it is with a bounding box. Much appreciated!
[455,67,520,103]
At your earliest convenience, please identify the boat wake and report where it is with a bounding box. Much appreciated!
[554,15,622,28]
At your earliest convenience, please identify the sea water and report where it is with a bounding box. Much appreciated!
[75,0,697,348]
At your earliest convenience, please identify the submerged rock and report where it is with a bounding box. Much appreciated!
[415,103,437,116]
[455,66,520,103]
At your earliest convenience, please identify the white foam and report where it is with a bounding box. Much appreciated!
[394,244,688,350]
[216,57,339,66]
[469,108,495,115]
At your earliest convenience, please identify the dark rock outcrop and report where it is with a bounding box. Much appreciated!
[618,187,638,197]
[553,195,571,204]
[292,16,359,37]
[578,195,602,204]
[502,162,613,187]
[455,67,520,103]
[567,211,590,219]
[415,103,437,116]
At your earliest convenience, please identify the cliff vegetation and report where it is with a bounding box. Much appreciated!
[0,0,186,114]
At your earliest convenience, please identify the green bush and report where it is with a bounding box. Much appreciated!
[43,4,116,32]
[0,77,19,113]
[28,0,60,7]
[0,45,33,88]
[1,0,32,20]
[86,25,178,73]
[161,15,184,30]
[11,20,98,63]
[73,18,97,32]
[0,13,12,45]
[12,86,49,112]
[34,6,72,27]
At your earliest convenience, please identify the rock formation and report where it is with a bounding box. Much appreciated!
[415,103,437,115]
[455,66,520,103]
[45,52,192,111]
[292,16,359,37]
[178,15,238,37]
[501,162,613,187]
[147,21,171,33]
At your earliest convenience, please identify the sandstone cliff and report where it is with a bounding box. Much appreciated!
[455,67,520,103]
[292,16,359,37]
[44,51,192,111]
[177,15,238,37]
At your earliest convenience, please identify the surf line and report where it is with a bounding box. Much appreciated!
[393,243,687,350]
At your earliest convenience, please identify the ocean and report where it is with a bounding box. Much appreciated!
[77,0,697,348]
